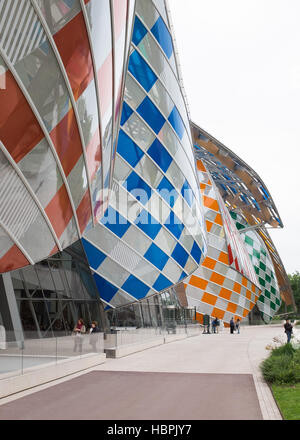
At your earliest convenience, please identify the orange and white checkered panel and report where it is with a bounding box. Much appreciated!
[216,192,259,284]
[184,160,261,325]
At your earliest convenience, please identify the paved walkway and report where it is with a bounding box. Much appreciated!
[0,324,283,420]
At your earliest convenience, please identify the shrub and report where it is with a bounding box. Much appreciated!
[271,343,296,357]
[261,345,300,385]
[293,349,300,363]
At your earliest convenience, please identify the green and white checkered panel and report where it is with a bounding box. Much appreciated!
[230,212,281,323]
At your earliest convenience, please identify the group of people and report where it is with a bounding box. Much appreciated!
[209,316,241,334]
[73,319,101,352]
[229,317,241,334]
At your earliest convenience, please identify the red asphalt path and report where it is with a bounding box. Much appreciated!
[0,371,262,420]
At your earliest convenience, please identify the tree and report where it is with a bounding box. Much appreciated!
[276,272,300,315]
[288,271,300,314]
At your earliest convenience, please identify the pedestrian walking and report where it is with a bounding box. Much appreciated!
[212,318,217,333]
[89,321,100,352]
[212,317,220,333]
[284,319,293,343]
[230,317,235,334]
[235,318,241,334]
[73,318,86,352]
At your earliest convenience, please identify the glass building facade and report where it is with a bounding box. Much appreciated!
[0,0,294,345]
[183,159,262,326]
[12,241,106,337]
[82,0,208,310]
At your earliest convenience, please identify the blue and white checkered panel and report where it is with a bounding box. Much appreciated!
[135,0,177,76]
[194,143,264,213]
[128,47,191,150]
[82,214,200,307]
[121,80,201,221]
[130,3,192,143]
[115,127,205,254]
[82,172,206,307]
[123,80,196,193]
[82,0,208,307]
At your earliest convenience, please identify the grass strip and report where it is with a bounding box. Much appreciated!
[271,383,300,420]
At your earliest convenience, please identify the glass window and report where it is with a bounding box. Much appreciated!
[184,257,197,275]
[35,262,56,291]
[179,230,194,254]
[85,222,119,256]
[0,225,14,259]
[122,110,156,152]
[151,15,174,60]
[152,0,169,25]
[99,256,130,287]
[137,33,166,78]
[0,2,91,237]
[85,0,112,71]
[112,0,127,124]
[9,240,105,338]
[149,79,174,118]
[215,297,228,311]
[162,258,182,283]
[48,260,65,292]
[85,0,113,189]
[141,300,152,326]
[18,138,64,208]
[132,15,148,48]
[36,0,81,35]
[66,268,89,301]
[112,183,143,223]
[207,282,222,296]
[66,155,88,209]
[133,259,160,286]
[153,227,176,254]
[117,129,144,167]
[113,155,131,182]
[136,0,159,30]
[128,48,158,93]
[134,208,161,240]
[20,265,41,291]
[109,239,143,273]
[135,154,163,188]
[0,151,58,262]
[157,122,196,192]
[124,74,146,109]
[59,216,79,249]
[110,290,133,307]
[14,39,71,132]
[76,79,100,148]
[122,224,152,256]
[19,214,57,262]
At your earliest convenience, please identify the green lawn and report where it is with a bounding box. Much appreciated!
[271,383,300,420]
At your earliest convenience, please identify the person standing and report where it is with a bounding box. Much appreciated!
[212,318,217,333]
[235,318,241,334]
[212,317,220,333]
[73,318,86,352]
[230,317,235,334]
[89,321,100,352]
[284,319,293,343]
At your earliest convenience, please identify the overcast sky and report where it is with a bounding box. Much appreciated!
[170,0,300,274]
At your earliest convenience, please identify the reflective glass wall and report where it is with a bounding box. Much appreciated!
[106,288,196,329]
[7,240,107,340]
